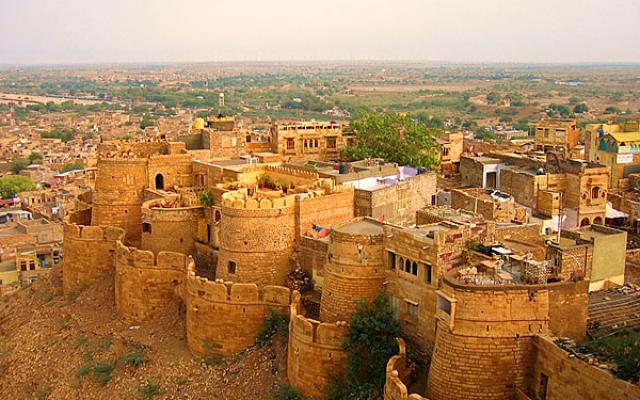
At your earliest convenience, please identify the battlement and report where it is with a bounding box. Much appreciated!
[116,241,193,272]
[186,274,292,305]
[384,338,428,400]
[221,191,295,210]
[288,293,348,398]
[63,223,126,242]
[289,310,348,346]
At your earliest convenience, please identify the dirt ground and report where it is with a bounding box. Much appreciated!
[0,268,289,400]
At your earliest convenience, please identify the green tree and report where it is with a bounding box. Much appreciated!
[140,115,156,129]
[0,176,35,198]
[573,103,589,114]
[61,161,84,173]
[605,106,621,114]
[486,92,502,105]
[28,152,43,165]
[343,110,440,170]
[11,158,29,174]
[326,290,401,400]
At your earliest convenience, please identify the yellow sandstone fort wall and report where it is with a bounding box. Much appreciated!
[141,197,204,256]
[92,158,148,246]
[384,339,428,400]
[294,187,354,238]
[319,218,386,323]
[522,335,640,400]
[62,209,126,295]
[427,278,589,400]
[216,195,296,286]
[287,293,348,399]
[114,242,192,322]
[185,274,291,358]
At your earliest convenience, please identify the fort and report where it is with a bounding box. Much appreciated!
[56,133,639,400]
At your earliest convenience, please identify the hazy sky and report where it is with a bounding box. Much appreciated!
[1,0,639,64]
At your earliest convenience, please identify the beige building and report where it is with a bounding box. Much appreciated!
[271,120,350,161]
[534,119,580,155]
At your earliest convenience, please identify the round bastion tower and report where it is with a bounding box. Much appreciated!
[320,218,386,323]
[216,191,296,287]
[92,158,148,247]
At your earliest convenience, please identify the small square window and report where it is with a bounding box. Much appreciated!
[228,261,236,274]
[406,301,418,319]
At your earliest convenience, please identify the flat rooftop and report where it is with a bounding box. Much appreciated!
[334,219,384,236]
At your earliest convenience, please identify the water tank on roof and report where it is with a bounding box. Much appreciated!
[338,163,349,174]
[193,118,205,130]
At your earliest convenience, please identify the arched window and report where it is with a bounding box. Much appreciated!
[593,216,603,225]
[155,173,165,190]
[591,186,600,199]
[405,259,411,273]
[411,262,418,276]
[580,218,590,226]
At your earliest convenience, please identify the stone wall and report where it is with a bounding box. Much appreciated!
[62,210,126,295]
[114,242,192,322]
[523,335,640,400]
[147,153,194,190]
[141,197,204,256]
[216,195,296,286]
[92,158,148,246]
[384,338,429,400]
[295,187,354,238]
[185,273,291,358]
[288,293,348,398]
[427,277,588,400]
[319,219,385,323]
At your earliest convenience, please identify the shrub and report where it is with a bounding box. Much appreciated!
[139,381,162,400]
[199,190,213,207]
[583,329,640,383]
[326,290,401,400]
[123,351,148,368]
[267,382,303,400]
[92,362,115,386]
[256,307,289,346]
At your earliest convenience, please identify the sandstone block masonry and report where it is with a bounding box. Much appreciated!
[62,209,125,296]
[216,194,296,286]
[319,218,386,323]
[384,338,428,400]
[185,273,291,358]
[427,276,588,400]
[92,158,148,247]
[115,242,193,323]
[288,292,348,399]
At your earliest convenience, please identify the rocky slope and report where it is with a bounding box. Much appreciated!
[0,267,288,400]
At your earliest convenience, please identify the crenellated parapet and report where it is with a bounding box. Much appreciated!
[217,191,296,287]
[384,338,429,400]
[427,272,589,400]
[141,195,204,256]
[185,271,291,358]
[62,210,126,295]
[115,241,193,322]
[287,292,348,398]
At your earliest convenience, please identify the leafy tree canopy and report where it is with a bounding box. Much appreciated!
[343,110,440,170]
[326,290,401,400]
[0,175,35,199]
[11,158,29,175]
[28,152,43,165]
[61,161,84,173]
